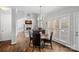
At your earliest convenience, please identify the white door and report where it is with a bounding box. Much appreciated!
[59,15,70,45]
[0,13,11,41]
[74,12,79,50]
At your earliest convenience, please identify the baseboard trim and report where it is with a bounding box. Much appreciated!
[11,41,16,45]
[0,40,11,44]
[53,38,79,52]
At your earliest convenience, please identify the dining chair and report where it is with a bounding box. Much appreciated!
[29,31,33,46]
[42,30,45,34]
[43,32,53,49]
[32,31,44,51]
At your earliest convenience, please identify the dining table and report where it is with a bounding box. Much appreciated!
[40,32,49,48]
[40,32,48,40]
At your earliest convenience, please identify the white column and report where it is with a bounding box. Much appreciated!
[11,8,16,44]
[32,14,38,30]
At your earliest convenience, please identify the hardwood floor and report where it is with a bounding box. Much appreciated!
[0,31,77,52]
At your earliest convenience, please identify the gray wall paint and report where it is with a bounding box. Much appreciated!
[47,7,79,21]
[16,11,39,31]
[16,10,26,20]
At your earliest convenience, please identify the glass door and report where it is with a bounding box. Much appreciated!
[59,15,70,45]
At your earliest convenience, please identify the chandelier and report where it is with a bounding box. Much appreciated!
[38,6,44,28]
[39,6,43,21]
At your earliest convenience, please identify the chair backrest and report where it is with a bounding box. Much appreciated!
[33,31,40,46]
[42,30,45,34]
[29,31,32,39]
[29,31,33,40]
[50,32,53,42]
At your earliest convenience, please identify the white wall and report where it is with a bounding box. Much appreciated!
[16,11,39,40]
[16,11,39,31]
[32,14,38,30]
[16,19,25,34]
[0,8,17,44]
[47,7,79,21]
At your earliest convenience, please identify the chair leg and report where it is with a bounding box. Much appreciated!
[29,40,32,47]
[51,43,52,49]
[32,46,34,52]
[29,41,31,46]
[39,47,41,52]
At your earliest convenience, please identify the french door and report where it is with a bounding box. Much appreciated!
[58,15,71,45]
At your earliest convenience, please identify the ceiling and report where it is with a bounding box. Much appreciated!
[9,6,64,14]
